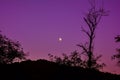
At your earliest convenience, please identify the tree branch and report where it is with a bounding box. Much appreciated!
[77,44,88,54]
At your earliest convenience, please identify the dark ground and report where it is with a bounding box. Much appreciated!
[0,59,120,80]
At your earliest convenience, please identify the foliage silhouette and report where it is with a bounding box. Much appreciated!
[0,32,26,64]
[115,35,120,42]
[77,0,108,69]
[112,35,120,66]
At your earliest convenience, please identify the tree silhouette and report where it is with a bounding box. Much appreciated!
[112,35,120,66]
[0,32,26,64]
[77,0,108,69]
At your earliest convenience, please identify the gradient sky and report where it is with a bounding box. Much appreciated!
[0,0,120,74]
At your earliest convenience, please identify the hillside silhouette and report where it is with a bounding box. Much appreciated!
[0,59,120,80]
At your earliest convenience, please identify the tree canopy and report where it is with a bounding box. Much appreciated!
[0,32,26,64]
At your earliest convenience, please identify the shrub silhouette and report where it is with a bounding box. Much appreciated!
[48,51,87,68]
[0,32,26,64]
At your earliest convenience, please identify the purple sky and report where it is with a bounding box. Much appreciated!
[0,0,120,74]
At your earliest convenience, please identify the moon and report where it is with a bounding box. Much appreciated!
[58,37,62,42]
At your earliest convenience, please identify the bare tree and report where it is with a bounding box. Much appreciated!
[77,0,108,69]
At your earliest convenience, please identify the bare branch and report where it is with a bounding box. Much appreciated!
[77,44,88,54]
[81,27,90,38]
[84,17,92,32]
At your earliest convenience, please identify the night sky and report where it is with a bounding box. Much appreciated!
[0,0,120,74]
